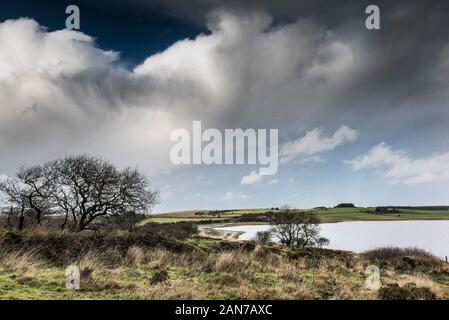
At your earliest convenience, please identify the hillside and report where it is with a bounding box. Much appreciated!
[1,228,448,300]
[142,207,449,225]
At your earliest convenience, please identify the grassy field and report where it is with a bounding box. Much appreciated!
[1,230,448,300]
[141,207,449,225]
[2,208,449,300]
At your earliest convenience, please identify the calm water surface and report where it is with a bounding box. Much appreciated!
[215,220,449,258]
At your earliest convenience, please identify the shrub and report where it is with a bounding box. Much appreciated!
[363,247,438,261]
[254,231,271,245]
[362,247,443,273]
[378,283,436,300]
[137,222,198,240]
[150,268,169,285]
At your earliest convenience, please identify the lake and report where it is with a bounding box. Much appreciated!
[215,220,449,258]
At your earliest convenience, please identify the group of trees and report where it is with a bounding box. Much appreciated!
[0,155,159,231]
[256,206,329,248]
[0,154,328,249]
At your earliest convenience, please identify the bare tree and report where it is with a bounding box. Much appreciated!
[0,179,28,230]
[0,155,159,231]
[270,205,329,248]
[0,164,55,229]
[50,155,159,230]
[16,163,57,224]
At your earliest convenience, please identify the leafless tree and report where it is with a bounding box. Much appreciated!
[0,163,56,229]
[50,155,159,230]
[0,179,28,230]
[0,155,159,231]
[270,205,329,248]
[16,163,57,224]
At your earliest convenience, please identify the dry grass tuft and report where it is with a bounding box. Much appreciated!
[78,250,103,278]
[395,274,442,298]
[146,248,171,268]
[214,251,249,273]
[0,249,43,276]
[125,246,145,266]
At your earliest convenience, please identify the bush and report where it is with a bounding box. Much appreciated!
[363,247,442,266]
[378,283,436,300]
[0,229,195,266]
[363,247,438,261]
[137,222,197,240]
[362,247,442,273]
[254,231,271,245]
[150,268,169,285]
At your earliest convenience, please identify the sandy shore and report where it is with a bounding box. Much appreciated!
[198,224,245,242]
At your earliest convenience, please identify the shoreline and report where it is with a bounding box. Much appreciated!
[198,223,245,242]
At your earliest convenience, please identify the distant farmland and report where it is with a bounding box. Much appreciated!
[141,207,449,225]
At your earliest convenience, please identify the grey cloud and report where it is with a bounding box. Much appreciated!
[1,2,449,177]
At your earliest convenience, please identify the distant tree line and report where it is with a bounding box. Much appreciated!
[0,155,159,231]
[377,206,449,211]
[335,203,355,208]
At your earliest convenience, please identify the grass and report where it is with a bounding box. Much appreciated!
[142,207,449,225]
[315,207,449,223]
[1,229,449,300]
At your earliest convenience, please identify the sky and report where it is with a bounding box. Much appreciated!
[0,0,449,212]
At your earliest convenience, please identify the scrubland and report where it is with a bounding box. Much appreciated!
[1,225,448,300]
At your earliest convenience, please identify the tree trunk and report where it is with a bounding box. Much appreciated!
[18,216,24,231]
[18,209,25,231]
[7,206,13,228]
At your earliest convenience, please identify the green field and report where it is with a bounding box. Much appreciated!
[141,207,449,225]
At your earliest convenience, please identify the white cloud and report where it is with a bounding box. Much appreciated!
[223,191,250,200]
[241,170,263,185]
[0,14,356,175]
[297,155,325,164]
[346,142,449,184]
[0,18,175,174]
[280,126,358,164]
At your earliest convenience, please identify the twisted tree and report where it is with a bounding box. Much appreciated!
[1,155,159,231]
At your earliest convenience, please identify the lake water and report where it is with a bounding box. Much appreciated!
[215,220,449,258]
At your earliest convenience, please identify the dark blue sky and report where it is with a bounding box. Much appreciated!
[0,0,204,66]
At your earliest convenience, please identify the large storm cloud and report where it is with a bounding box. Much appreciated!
[1,1,449,209]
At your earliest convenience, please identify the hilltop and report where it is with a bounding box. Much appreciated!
[142,207,449,225]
